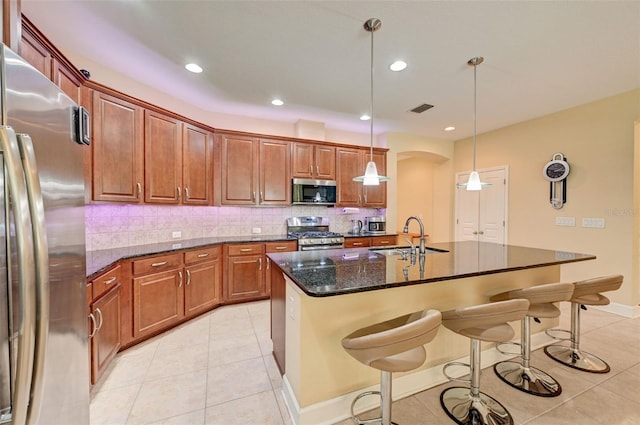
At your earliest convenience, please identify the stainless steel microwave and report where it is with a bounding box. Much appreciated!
[292,178,337,205]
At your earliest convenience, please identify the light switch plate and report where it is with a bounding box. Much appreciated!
[555,216,576,226]
[582,217,605,228]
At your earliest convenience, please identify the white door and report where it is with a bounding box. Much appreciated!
[455,167,508,244]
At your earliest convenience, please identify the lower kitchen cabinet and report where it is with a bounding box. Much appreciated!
[223,243,266,303]
[184,246,222,316]
[265,240,297,296]
[132,253,184,339]
[344,235,397,248]
[88,265,122,385]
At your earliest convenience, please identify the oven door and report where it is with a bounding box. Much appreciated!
[299,243,344,251]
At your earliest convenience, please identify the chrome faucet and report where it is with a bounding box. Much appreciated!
[403,216,426,256]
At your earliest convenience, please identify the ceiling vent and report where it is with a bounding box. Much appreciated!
[409,103,434,113]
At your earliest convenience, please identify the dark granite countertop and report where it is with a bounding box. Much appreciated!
[86,234,295,279]
[342,232,397,238]
[266,241,596,297]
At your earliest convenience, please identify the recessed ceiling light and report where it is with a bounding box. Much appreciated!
[185,63,203,73]
[389,60,407,72]
[271,99,284,106]
[445,126,456,131]
[360,114,371,121]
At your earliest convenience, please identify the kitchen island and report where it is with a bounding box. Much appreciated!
[267,241,595,425]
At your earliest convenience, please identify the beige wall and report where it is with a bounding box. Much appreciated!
[453,89,640,306]
[396,157,434,236]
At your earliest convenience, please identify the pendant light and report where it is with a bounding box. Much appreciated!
[458,56,490,191]
[353,18,390,186]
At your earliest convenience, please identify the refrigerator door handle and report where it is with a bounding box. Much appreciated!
[0,127,36,425]
[16,133,50,425]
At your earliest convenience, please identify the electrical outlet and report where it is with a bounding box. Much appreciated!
[172,231,181,238]
[555,216,575,227]
[582,217,605,228]
[252,227,262,234]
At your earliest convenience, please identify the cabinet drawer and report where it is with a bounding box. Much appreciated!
[344,237,371,248]
[92,265,122,300]
[227,243,265,256]
[132,253,182,276]
[370,236,397,247]
[265,240,297,253]
[184,246,221,265]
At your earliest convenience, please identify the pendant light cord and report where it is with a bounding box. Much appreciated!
[369,24,374,162]
[472,61,477,172]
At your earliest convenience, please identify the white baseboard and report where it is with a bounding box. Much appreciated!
[281,332,555,425]
[593,302,640,318]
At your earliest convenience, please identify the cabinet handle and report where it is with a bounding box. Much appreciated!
[252,191,256,202]
[266,257,271,270]
[309,165,312,175]
[239,248,253,252]
[363,193,367,203]
[184,187,190,200]
[274,246,288,250]
[379,241,390,245]
[88,313,97,339]
[178,271,183,287]
[197,253,209,258]
[316,164,319,175]
[136,182,141,199]
[177,186,181,201]
[104,276,117,285]
[353,242,363,246]
[260,192,264,203]
[473,231,478,235]
[478,230,484,235]
[95,308,103,331]
[151,261,168,267]
[358,194,362,204]
[186,269,191,286]
[258,257,262,271]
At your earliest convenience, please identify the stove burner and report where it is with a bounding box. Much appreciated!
[288,231,343,239]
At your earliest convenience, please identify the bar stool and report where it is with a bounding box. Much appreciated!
[490,282,574,397]
[544,275,623,373]
[341,309,442,425]
[440,299,529,425]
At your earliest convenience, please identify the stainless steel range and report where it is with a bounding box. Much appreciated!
[287,217,345,251]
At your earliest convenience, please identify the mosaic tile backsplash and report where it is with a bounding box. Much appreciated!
[85,204,385,251]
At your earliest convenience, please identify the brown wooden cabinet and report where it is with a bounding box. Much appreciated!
[264,240,297,296]
[344,235,397,249]
[217,132,290,206]
[223,243,266,302]
[92,90,144,202]
[144,110,182,204]
[182,123,214,205]
[184,246,221,316]
[292,143,336,180]
[88,266,122,385]
[131,253,184,339]
[336,147,387,207]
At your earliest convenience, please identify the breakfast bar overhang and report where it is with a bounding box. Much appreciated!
[268,241,596,425]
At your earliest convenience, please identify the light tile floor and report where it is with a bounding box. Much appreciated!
[90,300,640,425]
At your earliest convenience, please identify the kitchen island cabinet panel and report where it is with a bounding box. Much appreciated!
[92,91,144,203]
[144,110,182,204]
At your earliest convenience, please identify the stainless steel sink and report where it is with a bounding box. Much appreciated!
[369,246,449,257]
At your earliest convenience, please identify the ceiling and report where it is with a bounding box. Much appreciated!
[21,1,640,142]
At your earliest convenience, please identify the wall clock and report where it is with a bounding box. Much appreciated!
[543,153,569,209]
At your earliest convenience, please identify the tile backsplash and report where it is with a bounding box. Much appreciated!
[85,204,385,251]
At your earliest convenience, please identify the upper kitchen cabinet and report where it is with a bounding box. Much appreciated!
[144,112,213,205]
[182,123,214,205]
[92,90,144,203]
[20,16,83,103]
[336,147,387,208]
[144,110,182,204]
[217,132,291,206]
[291,142,336,180]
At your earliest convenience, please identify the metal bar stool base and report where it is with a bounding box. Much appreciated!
[440,386,514,425]
[494,360,562,397]
[544,344,610,373]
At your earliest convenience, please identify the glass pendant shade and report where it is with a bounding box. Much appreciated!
[353,161,390,186]
[465,171,482,191]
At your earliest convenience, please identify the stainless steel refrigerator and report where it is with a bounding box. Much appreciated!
[0,44,90,424]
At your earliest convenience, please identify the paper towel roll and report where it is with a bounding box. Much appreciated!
[342,207,360,214]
